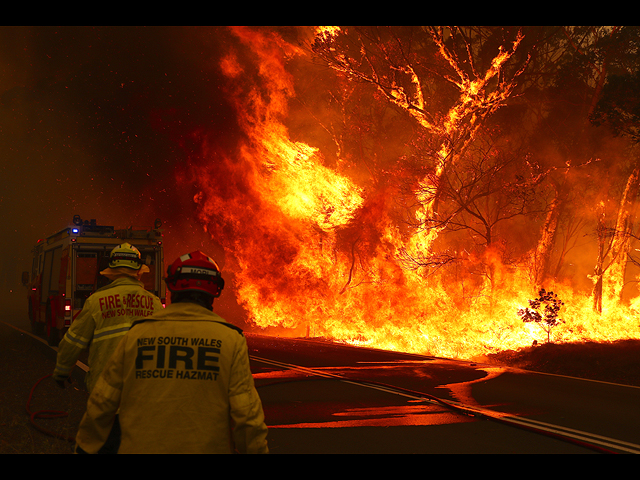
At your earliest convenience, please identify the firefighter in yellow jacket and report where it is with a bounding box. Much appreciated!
[53,243,163,393]
[74,251,269,454]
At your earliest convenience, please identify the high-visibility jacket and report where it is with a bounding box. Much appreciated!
[53,276,163,393]
[75,302,269,454]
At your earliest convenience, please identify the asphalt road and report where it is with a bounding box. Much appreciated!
[3,313,640,454]
[246,334,640,454]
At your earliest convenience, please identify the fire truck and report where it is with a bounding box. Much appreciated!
[23,215,166,346]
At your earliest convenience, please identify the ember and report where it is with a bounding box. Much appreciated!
[190,26,640,361]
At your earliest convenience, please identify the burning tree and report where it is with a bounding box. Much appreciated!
[311,26,534,291]
[590,26,640,305]
[186,26,640,360]
[529,26,636,308]
[518,288,565,344]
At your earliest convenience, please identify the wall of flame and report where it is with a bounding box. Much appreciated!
[180,27,640,360]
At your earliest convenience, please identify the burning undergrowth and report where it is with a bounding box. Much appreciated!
[185,27,640,362]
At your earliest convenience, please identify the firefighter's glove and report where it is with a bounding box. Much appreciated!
[53,375,72,389]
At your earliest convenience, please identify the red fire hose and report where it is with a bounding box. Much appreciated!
[26,373,76,443]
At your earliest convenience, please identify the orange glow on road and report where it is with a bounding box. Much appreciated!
[266,403,473,429]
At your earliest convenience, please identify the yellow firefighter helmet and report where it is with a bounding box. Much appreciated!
[108,243,143,270]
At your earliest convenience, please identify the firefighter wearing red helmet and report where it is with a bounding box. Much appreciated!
[74,251,269,454]
[165,251,226,298]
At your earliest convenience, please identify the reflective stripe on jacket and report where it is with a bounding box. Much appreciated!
[75,302,269,454]
[54,276,163,392]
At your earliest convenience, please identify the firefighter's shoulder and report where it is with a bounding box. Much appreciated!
[214,320,244,336]
[130,317,244,336]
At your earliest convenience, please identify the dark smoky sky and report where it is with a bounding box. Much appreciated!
[0,26,247,316]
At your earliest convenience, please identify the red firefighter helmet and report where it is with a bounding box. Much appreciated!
[165,251,225,298]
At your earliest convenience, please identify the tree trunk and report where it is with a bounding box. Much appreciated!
[533,179,566,289]
[605,163,640,302]
[592,205,613,313]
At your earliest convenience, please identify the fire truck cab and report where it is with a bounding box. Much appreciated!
[23,215,166,346]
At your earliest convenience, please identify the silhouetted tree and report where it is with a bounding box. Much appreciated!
[518,288,565,343]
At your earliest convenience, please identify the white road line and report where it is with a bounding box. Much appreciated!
[250,355,640,454]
